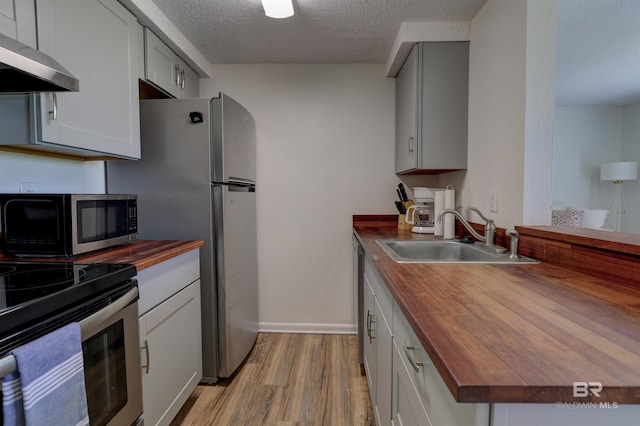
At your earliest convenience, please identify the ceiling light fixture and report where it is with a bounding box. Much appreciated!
[261,0,294,18]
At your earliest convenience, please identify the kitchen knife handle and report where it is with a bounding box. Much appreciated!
[398,183,409,202]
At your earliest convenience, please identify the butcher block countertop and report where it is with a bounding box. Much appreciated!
[0,240,204,272]
[353,220,640,404]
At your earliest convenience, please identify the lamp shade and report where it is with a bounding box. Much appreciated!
[600,161,638,182]
[261,0,294,18]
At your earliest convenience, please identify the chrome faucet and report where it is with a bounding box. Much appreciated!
[437,207,495,244]
[437,207,505,253]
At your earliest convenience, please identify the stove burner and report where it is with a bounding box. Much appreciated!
[0,266,17,275]
[0,268,87,291]
[0,261,137,345]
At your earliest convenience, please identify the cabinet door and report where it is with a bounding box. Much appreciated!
[395,44,419,174]
[178,59,199,98]
[0,0,36,47]
[392,340,432,426]
[139,280,202,426]
[144,27,178,97]
[35,0,140,159]
[418,42,469,170]
[374,296,393,426]
[363,274,376,404]
[393,302,489,426]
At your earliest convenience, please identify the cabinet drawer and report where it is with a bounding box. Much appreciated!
[393,303,489,426]
[392,339,432,426]
[136,249,200,315]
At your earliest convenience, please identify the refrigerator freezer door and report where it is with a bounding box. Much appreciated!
[211,93,256,184]
[213,183,258,378]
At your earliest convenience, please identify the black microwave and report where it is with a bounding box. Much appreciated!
[0,194,138,256]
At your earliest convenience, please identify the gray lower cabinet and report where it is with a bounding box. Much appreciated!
[358,240,640,426]
[363,271,375,394]
[364,256,393,426]
[363,251,488,426]
[137,249,203,426]
[393,303,490,426]
[391,339,431,426]
[395,42,469,175]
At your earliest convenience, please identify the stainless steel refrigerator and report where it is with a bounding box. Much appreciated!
[106,93,258,383]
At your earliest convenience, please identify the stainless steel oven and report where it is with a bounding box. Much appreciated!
[0,261,143,426]
[80,286,143,426]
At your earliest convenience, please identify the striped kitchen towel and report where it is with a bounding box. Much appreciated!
[7,323,89,426]
[3,370,25,425]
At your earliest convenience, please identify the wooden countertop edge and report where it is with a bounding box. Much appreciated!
[517,225,640,257]
[353,222,640,404]
[0,240,205,272]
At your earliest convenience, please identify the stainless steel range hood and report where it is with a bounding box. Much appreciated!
[0,34,79,93]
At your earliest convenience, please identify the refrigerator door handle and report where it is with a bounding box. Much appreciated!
[211,181,256,192]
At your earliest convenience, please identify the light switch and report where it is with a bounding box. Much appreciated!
[489,188,498,213]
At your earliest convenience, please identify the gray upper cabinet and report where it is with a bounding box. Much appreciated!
[0,0,36,47]
[395,42,469,175]
[144,28,199,99]
[35,0,141,159]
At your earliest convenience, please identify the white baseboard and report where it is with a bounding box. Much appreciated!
[259,322,357,335]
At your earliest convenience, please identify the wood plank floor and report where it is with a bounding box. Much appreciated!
[170,333,375,426]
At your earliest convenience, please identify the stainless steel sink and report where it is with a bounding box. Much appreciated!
[376,239,540,264]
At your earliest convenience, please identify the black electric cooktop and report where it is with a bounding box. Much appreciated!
[0,261,137,353]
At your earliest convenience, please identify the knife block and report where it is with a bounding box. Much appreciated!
[398,200,414,229]
[398,213,413,230]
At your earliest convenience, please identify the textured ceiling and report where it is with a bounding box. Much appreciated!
[150,0,639,106]
[556,0,640,106]
[151,0,487,64]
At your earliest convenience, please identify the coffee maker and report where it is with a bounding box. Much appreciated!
[405,187,437,233]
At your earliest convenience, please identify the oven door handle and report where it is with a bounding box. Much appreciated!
[0,286,139,378]
[78,287,138,339]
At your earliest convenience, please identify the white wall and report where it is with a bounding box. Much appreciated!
[553,107,623,209]
[552,103,640,233]
[622,102,640,233]
[200,64,405,333]
[0,151,105,193]
[460,0,555,229]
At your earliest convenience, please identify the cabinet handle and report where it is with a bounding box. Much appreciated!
[404,344,424,373]
[175,64,181,87]
[141,339,150,374]
[367,309,376,343]
[408,136,414,157]
[366,310,371,338]
[180,69,186,89]
[48,92,57,121]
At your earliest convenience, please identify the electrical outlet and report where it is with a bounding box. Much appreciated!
[19,182,39,193]
[489,188,498,213]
